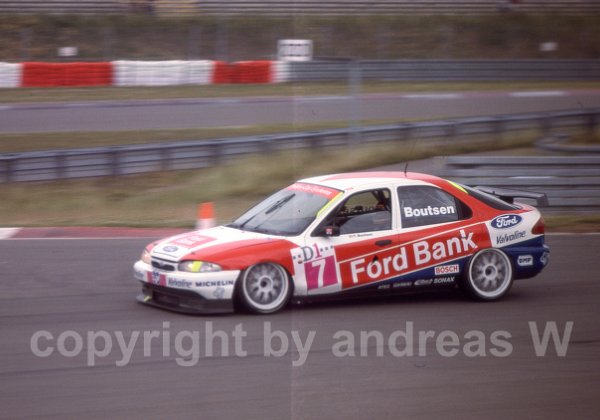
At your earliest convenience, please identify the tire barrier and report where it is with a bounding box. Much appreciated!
[113,60,216,86]
[212,61,235,84]
[0,62,21,88]
[21,62,113,87]
[232,61,273,83]
[0,60,290,88]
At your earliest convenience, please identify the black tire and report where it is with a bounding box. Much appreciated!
[237,263,292,314]
[461,248,513,301]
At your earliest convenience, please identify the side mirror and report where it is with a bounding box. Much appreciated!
[323,226,340,237]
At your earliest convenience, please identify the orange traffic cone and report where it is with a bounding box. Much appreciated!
[196,202,216,230]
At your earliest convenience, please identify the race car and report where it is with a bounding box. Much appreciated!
[133,171,549,314]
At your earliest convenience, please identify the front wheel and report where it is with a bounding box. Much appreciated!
[461,248,513,301]
[237,263,292,314]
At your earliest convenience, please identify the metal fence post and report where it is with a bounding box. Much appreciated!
[446,122,458,140]
[3,157,15,182]
[210,143,222,165]
[55,153,66,179]
[540,114,552,137]
[494,117,505,142]
[587,111,598,137]
[160,148,171,171]
[110,148,120,177]
[309,133,321,150]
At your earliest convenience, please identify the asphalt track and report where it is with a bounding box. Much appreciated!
[1,234,599,419]
[2,90,600,133]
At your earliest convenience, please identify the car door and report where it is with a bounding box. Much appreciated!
[293,187,399,296]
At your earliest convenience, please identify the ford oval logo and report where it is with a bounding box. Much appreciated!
[162,245,179,253]
[491,214,523,229]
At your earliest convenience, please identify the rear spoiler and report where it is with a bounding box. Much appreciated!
[474,186,549,207]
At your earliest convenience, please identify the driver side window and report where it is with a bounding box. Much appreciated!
[318,189,392,235]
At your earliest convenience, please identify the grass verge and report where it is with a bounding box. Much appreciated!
[568,131,600,145]
[545,216,600,233]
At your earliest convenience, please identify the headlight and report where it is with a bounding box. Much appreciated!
[178,261,222,273]
[141,249,151,264]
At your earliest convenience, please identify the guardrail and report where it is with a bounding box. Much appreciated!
[288,60,600,82]
[193,1,600,16]
[439,155,600,214]
[1,108,598,185]
[1,1,599,15]
[536,134,600,154]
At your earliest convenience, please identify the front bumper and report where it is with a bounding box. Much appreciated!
[134,260,240,314]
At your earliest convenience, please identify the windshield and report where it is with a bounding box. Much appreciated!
[229,182,342,236]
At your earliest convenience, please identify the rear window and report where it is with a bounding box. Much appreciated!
[398,186,472,228]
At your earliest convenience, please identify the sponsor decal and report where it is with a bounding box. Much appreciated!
[434,264,460,276]
[377,284,391,290]
[495,230,527,246]
[170,234,215,249]
[414,277,455,286]
[413,229,477,265]
[414,279,434,286]
[167,277,193,289]
[392,281,412,289]
[287,182,340,199]
[517,255,534,267]
[344,229,477,288]
[349,249,409,285]
[348,233,374,239]
[292,244,340,291]
[152,271,160,284]
[213,287,226,299]
[434,276,455,285]
[194,279,235,288]
[162,245,179,253]
[403,205,455,218]
[148,270,165,286]
[491,214,523,230]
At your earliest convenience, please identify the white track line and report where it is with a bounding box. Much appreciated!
[509,91,566,98]
[402,93,464,100]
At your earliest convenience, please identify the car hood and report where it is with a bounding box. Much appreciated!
[148,226,295,269]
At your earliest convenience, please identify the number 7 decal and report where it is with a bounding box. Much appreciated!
[291,245,340,293]
[306,257,338,290]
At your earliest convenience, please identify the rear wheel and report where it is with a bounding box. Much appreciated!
[462,248,513,301]
[238,263,292,314]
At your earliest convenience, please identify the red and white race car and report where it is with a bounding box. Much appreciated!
[134,171,549,314]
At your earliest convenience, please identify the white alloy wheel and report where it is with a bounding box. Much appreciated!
[463,249,513,301]
[239,263,291,314]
